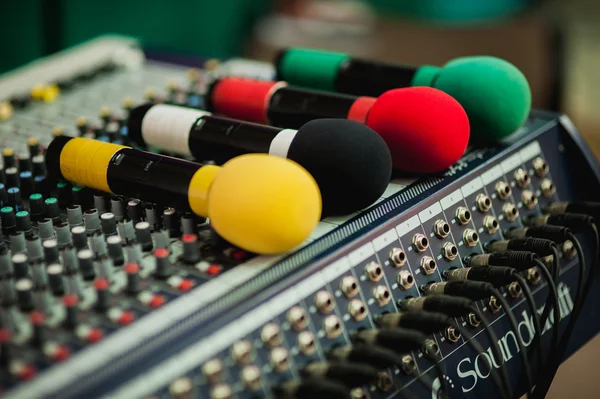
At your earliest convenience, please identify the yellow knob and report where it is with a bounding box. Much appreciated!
[52,126,64,137]
[0,102,13,120]
[99,106,111,118]
[76,116,88,127]
[31,83,45,100]
[122,97,134,110]
[42,84,60,103]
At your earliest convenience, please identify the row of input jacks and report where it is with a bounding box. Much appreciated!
[453,178,555,220]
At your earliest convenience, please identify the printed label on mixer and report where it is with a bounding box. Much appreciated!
[418,202,443,224]
[396,215,420,236]
[456,282,574,393]
[519,141,542,163]
[500,152,523,173]
[441,189,463,210]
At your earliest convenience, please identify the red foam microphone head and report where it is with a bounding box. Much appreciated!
[366,87,470,173]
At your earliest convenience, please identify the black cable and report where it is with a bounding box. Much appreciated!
[413,371,436,397]
[352,328,447,397]
[441,265,551,396]
[398,294,510,398]
[574,224,599,316]
[533,233,587,398]
[529,258,561,374]
[512,274,543,369]
[489,287,534,398]
[551,245,560,281]
[431,352,448,399]
[384,309,508,399]
[535,245,561,350]
[449,320,510,399]
[469,305,511,398]
[591,223,599,278]
[481,256,559,397]
[398,383,419,399]
[414,285,512,397]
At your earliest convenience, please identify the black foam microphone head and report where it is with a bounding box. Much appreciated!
[289,119,392,216]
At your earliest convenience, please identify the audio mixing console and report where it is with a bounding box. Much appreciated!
[0,36,599,399]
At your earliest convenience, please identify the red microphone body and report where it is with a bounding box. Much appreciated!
[206,78,470,173]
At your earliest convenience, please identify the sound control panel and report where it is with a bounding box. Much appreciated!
[86,124,587,399]
[2,37,598,399]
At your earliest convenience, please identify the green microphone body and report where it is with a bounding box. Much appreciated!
[275,47,531,142]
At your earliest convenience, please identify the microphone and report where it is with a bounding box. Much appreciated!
[127,104,392,216]
[273,47,531,142]
[206,78,470,174]
[44,136,321,254]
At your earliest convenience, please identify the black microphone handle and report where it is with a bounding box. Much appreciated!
[266,86,357,128]
[335,58,418,97]
[189,115,288,164]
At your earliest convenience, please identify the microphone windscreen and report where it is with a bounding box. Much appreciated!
[207,154,322,254]
[414,56,531,142]
[366,87,469,173]
[290,119,392,216]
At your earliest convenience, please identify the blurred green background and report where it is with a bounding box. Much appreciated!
[1,0,275,73]
[2,0,532,74]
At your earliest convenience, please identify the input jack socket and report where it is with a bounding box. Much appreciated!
[514,168,531,188]
[389,248,406,267]
[476,193,492,212]
[446,326,461,343]
[468,312,481,328]
[341,276,360,298]
[412,234,429,252]
[533,157,549,177]
[365,261,384,282]
[456,207,472,225]
[420,257,437,275]
[488,296,502,313]
[348,299,368,321]
[527,268,541,285]
[483,215,500,234]
[434,219,451,239]
[495,181,512,200]
[315,291,335,314]
[423,339,440,358]
[522,190,538,209]
[541,179,556,197]
[503,203,519,222]
[297,331,316,355]
[401,355,417,375]
[323,315,343,339]
[463,229,479,247]
[373,286,392,306]
[442,242,458,261]
[287,306,308,331]
[397,270,415,290]
[508,281,522,298]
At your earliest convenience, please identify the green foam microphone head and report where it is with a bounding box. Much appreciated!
[412,56,531,142]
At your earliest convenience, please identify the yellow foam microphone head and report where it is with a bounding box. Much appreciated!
[206,154,322,254]
[46,136,322,255]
